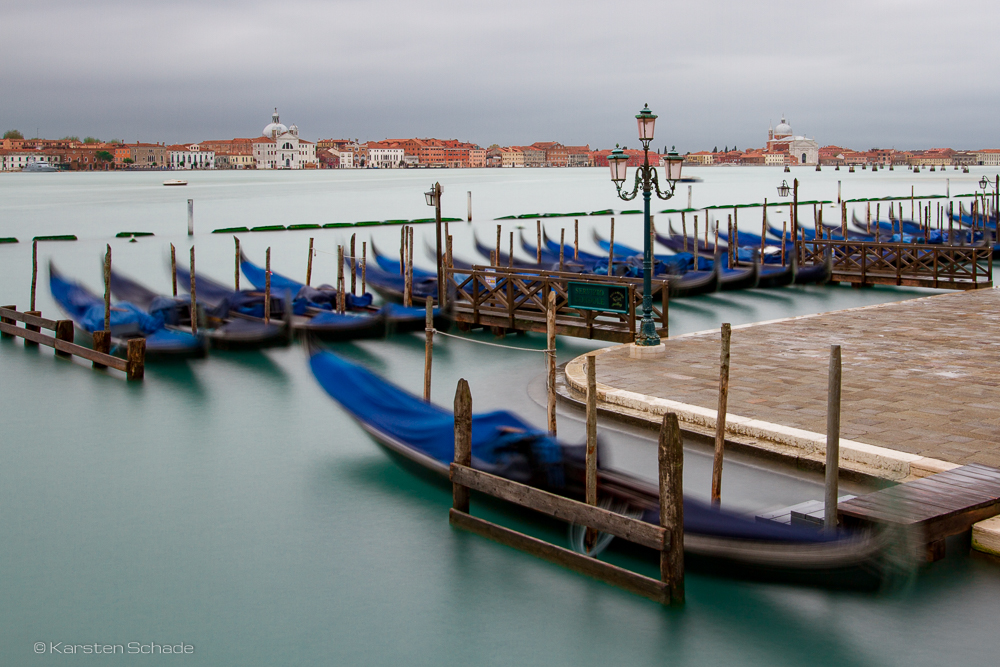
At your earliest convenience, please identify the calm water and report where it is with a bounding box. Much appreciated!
[1,168,998,666]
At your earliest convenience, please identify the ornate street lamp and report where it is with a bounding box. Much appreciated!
[607,104,682,347]
[424,182,444,307]
[777,180,791,197]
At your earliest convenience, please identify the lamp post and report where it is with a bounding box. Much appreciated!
[608,104,682,347]
[425,182,444,307]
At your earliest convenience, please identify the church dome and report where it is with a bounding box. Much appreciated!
[774,117,792,137]
[263,108,288,137]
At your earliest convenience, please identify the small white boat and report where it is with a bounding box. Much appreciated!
[163,179,188,186]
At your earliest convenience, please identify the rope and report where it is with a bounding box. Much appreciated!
[429,327,554,355]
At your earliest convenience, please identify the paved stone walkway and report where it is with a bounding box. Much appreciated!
[588,289,1000,468]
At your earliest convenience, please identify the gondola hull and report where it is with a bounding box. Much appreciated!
[308,347,887,590]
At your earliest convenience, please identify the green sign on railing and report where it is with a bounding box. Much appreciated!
[567,282,629,313]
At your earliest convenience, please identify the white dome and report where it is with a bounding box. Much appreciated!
[263,122,288,137]
[774,117,792,137]
[263,108,288,137]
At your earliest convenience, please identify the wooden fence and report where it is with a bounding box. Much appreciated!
[800,240,993,290]
[446,267,668,343]
[0,306,145,380]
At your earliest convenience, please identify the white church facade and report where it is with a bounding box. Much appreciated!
[253,109,317,169]
[766,117,819,166]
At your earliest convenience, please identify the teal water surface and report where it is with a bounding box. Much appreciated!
[1,169,998,666]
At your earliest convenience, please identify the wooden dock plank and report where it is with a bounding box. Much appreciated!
[837,466,1000,549]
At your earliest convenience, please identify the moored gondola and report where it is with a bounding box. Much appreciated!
[110,267,287,351]
[307,345,887,590]
[49,263,206,359]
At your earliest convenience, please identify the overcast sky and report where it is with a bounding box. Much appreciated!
[2,0,998,151]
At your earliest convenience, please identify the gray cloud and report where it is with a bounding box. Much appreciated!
[2,0,998,150]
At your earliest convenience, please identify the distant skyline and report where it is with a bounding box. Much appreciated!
[3,1,999,151]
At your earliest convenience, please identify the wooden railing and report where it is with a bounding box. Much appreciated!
[799,240,993,289]
[0,306,145,380]
[445,266,669,343]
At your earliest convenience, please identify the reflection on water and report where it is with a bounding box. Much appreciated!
[0,171,997,666]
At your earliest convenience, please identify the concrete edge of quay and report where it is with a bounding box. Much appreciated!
[560,344,960,484]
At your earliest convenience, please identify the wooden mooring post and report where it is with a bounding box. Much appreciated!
[234,237,240,291]
[536,220,542,263]
[448,374,685,605]
[424,298,434,401]
[350,233,357,295]
[306,237,314,287]
[361,242,367,296]
[574,219,579,260]
[103,244,112,333]
[609,218,615,273]
[30,239,37,311]
[711,323,731,506]
[189,246,197,334]
[171,243,178,296]
[585,353,598,551]
[264,247,271,325]
[825,345,842,530]
[546,291,557,435]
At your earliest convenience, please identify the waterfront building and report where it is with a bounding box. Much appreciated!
[367,142,405,168]
[764,152,787,166]
[129,143,167,169]
[685,151,714,165]
[167,144,216,170]
[766,117,819,165]
[252,109,317,169]
[0,150,62,171]
[951,151,979,167]
[469,147,487,168]
[215,153,255,169]
[338,149,355,168]
[909,148,953,167]
[590,148,662,167]
[499,147,524,167]
[975,149,1000,166]
[61,146,113,170]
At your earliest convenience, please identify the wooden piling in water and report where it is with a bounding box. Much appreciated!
[400,227,406,275]
[495,225,501,266]
[407,227,415,306]
[264,247,271,324]
[350,234,356,295]
[54,320,73,358]
[103,245,112,333]
[681,212,687,252]
[24,309,41,348]
[30,239,37,311]
[825,345,842,530]
[727,216,733,269]
[189,245,197,334]
[760,199,767,256]
[841,201,847,238]
[536,220,542,263]
[609,218,615,274]
[453,378,472,513]
[339,245,347,313]
[234,237,240,291]
[660,412,685,605]
[126,338,145,381]
[693,216,698,269]
[92,330,110,368]
[574,219,579,260]
[171,243,177,296]
[781,221,786,265]
[585,353,598,551]
[866,202,871,235]
[446,235,453,271]
[711,323,731,506]
[306,237,314,287]
[424,298,434,401]
[361,242,367,296]
[546,291,557,436]
[508,231,513,268]
[559,229,565,271]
